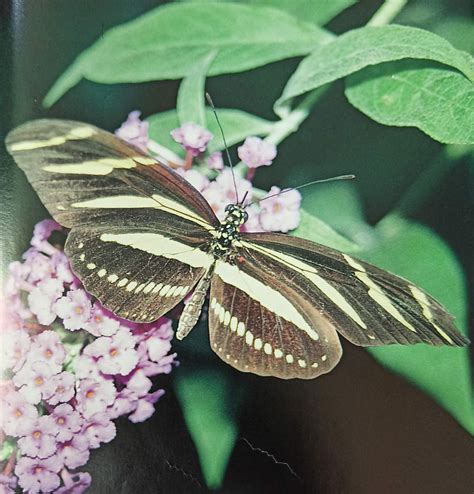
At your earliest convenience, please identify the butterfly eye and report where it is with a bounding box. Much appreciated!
[225,204,233,212]
[242,211,249,223]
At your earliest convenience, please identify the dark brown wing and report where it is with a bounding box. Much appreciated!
[208,259,343,379]
[6,119,219,322]
[239,233,468,347]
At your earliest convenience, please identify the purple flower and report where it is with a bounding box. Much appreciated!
[259,187,301,232]
[84,304,120,337]
[202,169,252,219]
[82,412,116,449]
[146,337,172,364]
[51,251,75,285]
[126,369,152,396]
[15,456,62,493]
[0,474,17,494]
[129,389,165,423]
[50,404,83,443]
[55,470,91,494]
[28,277,64,325]
[207,151,224,171]
[85,328,138,376]
[175,168,210,192]
[74,354,102,381]
[76,378,116,418]
[44,372,76,406]
[31,219,62,256]
[57,435,90,469]
[107,388,138,419]
[0,390,38,436]
[29,330,66,373]
[1,329,31,373]
[14,360,56,405]
[241,204,262,233]
[238,136,277,169]
[54,289,92,331]
[115,111,149,152]
[17,415,58,458]
[23,251,56,284]
[171,122,213,156]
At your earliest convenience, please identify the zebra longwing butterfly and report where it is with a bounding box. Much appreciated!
[6,119,469,379]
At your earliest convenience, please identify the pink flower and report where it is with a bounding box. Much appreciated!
[54,289,92,331]
[0,474,17,493]
[44,372,76,405]
[129,389,165,423]
[0,390,38,436]
[51,404,83,442]
[23,250,56,284]
[56,470,91,494]
[259,187,301,232]
[82,412,116,449]
[15,456,62,494]
[171,122,213,156]
[85,328,138,376]
[207,151,224,170]
[76,378,116,418]
[238,136,277,168]
[115,110,149,152]
[29,330,66,373]
[51,251,75,285]
[107,387,138,419]
[74,354,102,381]
[146,337,172,364]
[202,169,252,219]
[84,304,120,337]
[241,204,262,232]
[126,369,152,396]
[57,435,90,469]
[28,278,64,325]
[17,415,58,458]
[1,329,31,373]
[30,219,62,256]
[176,168,210,192]
[14,360,56,404]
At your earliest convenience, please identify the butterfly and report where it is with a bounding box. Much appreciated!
[6,119,469,380]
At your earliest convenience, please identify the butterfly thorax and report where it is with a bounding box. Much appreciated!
[210,204,248,259]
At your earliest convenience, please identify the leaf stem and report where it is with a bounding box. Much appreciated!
[367,0,407,27]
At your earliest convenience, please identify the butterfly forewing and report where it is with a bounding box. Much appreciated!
[208,259,342,379]
[240,233,468,348]
[6,119,219,322]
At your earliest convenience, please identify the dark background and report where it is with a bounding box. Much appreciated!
[1,1,472,492]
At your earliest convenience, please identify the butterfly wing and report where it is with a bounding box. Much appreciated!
[239,233,469,348]
[6,119,219,322]
[208,258,343,380]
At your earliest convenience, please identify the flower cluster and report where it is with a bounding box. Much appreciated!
[118,111,302,233]
[0,220,176,493]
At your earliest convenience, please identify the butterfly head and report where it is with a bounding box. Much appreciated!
[224,204,248,226]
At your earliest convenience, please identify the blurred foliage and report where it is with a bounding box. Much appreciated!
[11,0,473,488]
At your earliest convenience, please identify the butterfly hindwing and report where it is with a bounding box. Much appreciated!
[240,233,468,348]
[208,259,343,379]
[66,225,214,322]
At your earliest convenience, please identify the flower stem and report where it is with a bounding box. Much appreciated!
[367,0,407,27]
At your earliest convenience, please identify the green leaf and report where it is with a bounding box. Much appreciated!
[291,208,359,252]
[240,0,357,26]
[301,182,377,248]
[147,108,274,157]
[359,214,472,434]
[177,50,217,127]
[44,3,331,107]
[0,438,15,462]
[345,60,474,145]
[275,25,474,115]
[174,368,241,489]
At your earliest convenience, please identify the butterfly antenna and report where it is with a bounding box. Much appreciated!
[247,174,355,207]
[206,92,239,204]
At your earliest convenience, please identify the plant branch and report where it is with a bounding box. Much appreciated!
[367,0,408,27]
